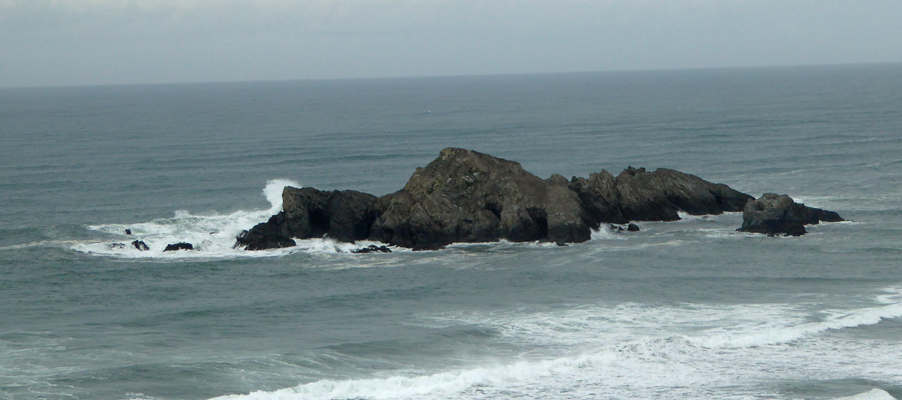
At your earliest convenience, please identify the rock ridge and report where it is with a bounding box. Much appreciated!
[234,148,839,251]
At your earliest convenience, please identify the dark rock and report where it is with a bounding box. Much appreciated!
[125,229,132,235]
[235,148,768,250]
[110,243,126,249]
[368,148,592,249]
[570,171,628,226]
[352,245,392,254]
[627,223,640,232]
[235,213,297,251]
[615,167,753,221]
[163,242,194,252]
[131,240,149,251]
[738,193,844,236]
[282,187,379,242]
[236,188,378,250]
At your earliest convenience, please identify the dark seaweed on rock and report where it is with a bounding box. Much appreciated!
[235,148,766,250]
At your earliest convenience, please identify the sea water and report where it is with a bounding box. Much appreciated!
[1,64,902,400]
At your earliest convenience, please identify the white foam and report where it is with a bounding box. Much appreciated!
[422,286,902,350]
[70,179,396,259]
[836,389,897,400]
[263,179,297,214]
[209,286,902,400]
[590,224,623,240]
[689,286,902,348]
[212,352,617,400]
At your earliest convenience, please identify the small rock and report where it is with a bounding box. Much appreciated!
[627,223,640,232]
[125,229,132,235]
[132,240,149,251]
[352,245,392,254]
[164,242,194,252]
[109,243,126,249]
[738,193,843,236]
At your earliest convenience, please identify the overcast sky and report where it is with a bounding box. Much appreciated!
[2,0,901,88]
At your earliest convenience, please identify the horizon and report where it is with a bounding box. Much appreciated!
[2,0,900,89]
[2,61,900,91]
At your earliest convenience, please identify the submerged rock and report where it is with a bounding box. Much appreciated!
[352,245,392,254]
[163,242,194,252]
[738,193,844,236]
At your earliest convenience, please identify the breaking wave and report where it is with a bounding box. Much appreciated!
[212,287,902,400]
[70,179,393,259]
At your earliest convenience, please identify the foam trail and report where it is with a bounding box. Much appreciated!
[212,287,902,400]
[835,389,897,400]
[688,286,902,348]
[424,286,902,350]
[212,354,613,400]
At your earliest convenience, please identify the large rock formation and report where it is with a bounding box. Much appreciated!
[369,148,592,249]
[235,148,820,251]
[738,193,844,236]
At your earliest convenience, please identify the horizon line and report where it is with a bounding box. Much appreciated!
[2,61,900,91]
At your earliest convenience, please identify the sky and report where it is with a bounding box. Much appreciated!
[1,0,901,88]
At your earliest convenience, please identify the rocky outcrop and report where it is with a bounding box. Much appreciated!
[369,149,592,249]
[569,171,628,225]
[614,167,753,221]
[235,215,297,251]
[738,193,844,236]
[235,188,378,250]
[236,148,824,250]
[132,240,149,251]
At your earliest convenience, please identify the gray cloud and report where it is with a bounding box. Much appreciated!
[2,0,901,87]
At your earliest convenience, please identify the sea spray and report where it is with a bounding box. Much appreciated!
[72,179,301,259]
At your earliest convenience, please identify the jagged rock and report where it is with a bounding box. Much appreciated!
[627,223,640,232]
[352,245,392,254]
[236,148,764,251]
[369,148,592,249]
[164,242,194,252]
[281,187,379,242]
[131,240,149,251]
[615,167,753,221]
[738,193,844,236]
[570,171,628,226]
[235,188,378,250]
[235,213,297,251]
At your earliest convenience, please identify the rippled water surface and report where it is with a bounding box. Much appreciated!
[2,64,902,400]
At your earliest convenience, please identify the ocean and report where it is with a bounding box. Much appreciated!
[1,64,901,400]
